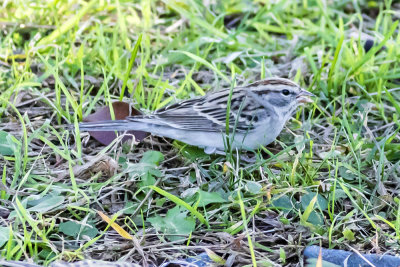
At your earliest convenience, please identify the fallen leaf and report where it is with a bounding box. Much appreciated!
[204,248,226,265]
[316,246,323,267]
[232,234,245,249]
[57,154,118,180]
[97,211,133,240]
[83,101,148,145]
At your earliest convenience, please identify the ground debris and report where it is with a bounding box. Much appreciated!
[57,154,119,180]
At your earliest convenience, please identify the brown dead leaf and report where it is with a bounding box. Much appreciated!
[83,101,148,145]
[232,234,245,250]
[57,154,118,180]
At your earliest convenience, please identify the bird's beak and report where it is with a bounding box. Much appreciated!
[296,89,315,103]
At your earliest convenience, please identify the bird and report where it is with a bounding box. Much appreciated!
[77,78,314,154]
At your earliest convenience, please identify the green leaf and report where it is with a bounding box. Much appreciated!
[81,224,99,238]
[197,190,227,207]
[176,143,209,161]
[279,247,286,264]
[59,221,98,239]
[245,181,262,194]
[301,192,328,211]
[140,150,164,165]
[333,189,347,200]
[150,185,208,226]
[0,226,10,247]
[338,166,357,181]
[123,201,138,215]
[27,196,65,213]
[127,162,162,178]
[59,221,80,237]
[0,131,20,156]
[307,211,324,226]
[127,151,164,187]
[38,249,56,260]
[342,228,355,241]
[272,195,294,211]
[141,172,156,187]
[300,194,317,225]
[148,206,195,241]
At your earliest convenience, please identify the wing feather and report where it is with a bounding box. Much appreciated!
[126,87,265,132]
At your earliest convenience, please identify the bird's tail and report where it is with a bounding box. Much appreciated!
[73,120,148,132]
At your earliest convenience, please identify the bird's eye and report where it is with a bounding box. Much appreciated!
[282,89,290,96]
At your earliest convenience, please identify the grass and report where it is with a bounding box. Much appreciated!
[0,0,400,266]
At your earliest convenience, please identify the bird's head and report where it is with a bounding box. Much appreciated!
[249,78,314,119]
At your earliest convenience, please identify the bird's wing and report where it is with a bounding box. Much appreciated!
[126,88,264,133]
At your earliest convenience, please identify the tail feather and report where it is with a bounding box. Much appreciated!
[77,120,147,132]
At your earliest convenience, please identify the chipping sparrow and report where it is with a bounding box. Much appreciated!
[77,78,314,153]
